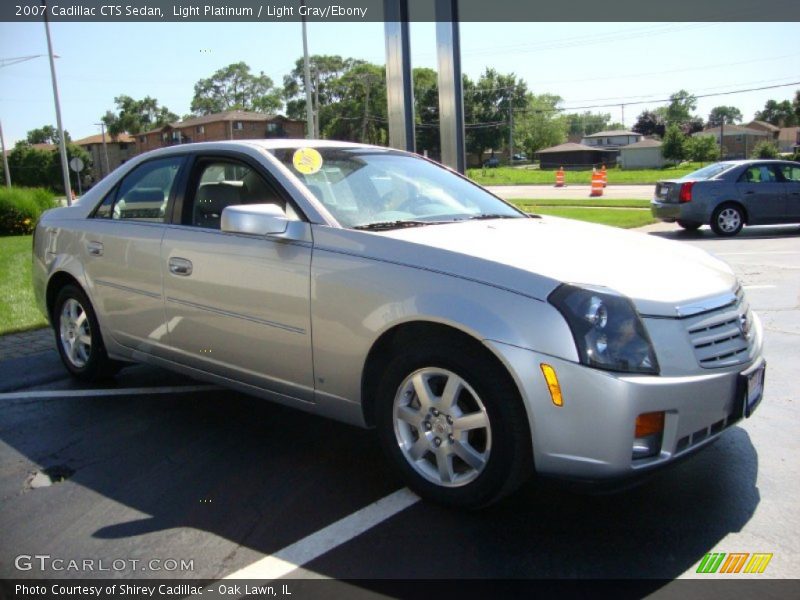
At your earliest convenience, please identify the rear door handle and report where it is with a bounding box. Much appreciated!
[87,241,103,256]
[168,257,193,276]
[743,191,755,195]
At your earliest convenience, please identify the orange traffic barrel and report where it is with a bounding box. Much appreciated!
[555,167,565,187]
[601,164,608,187]
[590,169,604,197]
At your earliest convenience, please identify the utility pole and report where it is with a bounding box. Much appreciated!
[300,1,314,139]
[96,122,110,178]
[42,1,72,205]
[720,120,724,159]
[508,100,513,165]
[0,119,10,187]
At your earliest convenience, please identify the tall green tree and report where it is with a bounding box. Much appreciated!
[102,95,177,137]
[191,62,282,115]
[565,112,612,137]
[685,135,720,163]
[663,90,698,126]
[462,68,528,159]
[661,124,686,163]
[412,67,440,157]
[321,63,388,144]
[26,125,70,145]
[707,106,743,127]
[514,94,567,157]
[754,98,798,127]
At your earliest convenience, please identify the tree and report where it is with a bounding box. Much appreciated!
[515,94,567,158]
[565,112,612,137]
[632,110,665,138]
[191,62,282,115]
[664,90,698,126]
[462,68,528,160]
[794,90,800,121]
[685,135,720,163]
[412,67,440,157]
[321,63,388,144]
[7,141,91,191]
[751,140,779,159]
[682,116,705,136]
[661,124,686,163]
[707,106,743,127]
[283,55,364,134]
[102,95,177,137]
[754,99,798,127]
[26,125,70,145]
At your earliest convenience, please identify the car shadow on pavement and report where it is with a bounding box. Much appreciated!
[0,362,760,586]
[650,224,800,241]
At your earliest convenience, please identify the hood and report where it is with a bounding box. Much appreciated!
[379,216,737,317]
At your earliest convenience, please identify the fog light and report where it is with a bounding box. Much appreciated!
[540,364,563,407]
[633,411,664,459]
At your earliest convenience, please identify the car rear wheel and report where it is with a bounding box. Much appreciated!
[54,284,120,381]
[710,204,744,236]
[677,220,702,231]
[376,339,532,508]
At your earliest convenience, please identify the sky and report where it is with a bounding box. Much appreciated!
[1,20,798,147]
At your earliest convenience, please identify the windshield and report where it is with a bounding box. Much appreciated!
[270,146,524,229]
[679,162,736,181]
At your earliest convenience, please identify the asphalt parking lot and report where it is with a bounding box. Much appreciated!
[0,223,798,592]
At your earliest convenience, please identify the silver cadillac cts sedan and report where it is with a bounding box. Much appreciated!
[33,140,765,508]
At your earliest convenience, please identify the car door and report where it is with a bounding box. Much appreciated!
[160,153,315,401]
[778,163,800,221]
[81,155,186,354]
[736,164,786,224]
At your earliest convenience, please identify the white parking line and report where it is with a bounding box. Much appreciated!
[224,488,420,580]
[743,285,777,290]
[0,385,218,400]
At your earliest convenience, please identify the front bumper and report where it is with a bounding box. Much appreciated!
[486,325,764,481]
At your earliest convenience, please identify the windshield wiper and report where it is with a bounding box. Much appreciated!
[467,214,523,220]
[353,220,437,231]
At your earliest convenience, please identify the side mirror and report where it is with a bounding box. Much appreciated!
[221,204,289,236]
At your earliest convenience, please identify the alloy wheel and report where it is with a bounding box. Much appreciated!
[59,298,92,368]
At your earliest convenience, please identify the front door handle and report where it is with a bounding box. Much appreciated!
[168,257,193,276]
[87,241,103,256]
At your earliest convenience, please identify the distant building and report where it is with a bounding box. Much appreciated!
[535,142,617,170]
[136,111,305,154]
[693,125,770,159]
[777,127,800,154]
[73,132,135,182]
[746,120,780,140]
[580,130,643,149]
[619,138,665,169]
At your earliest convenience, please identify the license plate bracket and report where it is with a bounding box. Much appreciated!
[741,362,766,418]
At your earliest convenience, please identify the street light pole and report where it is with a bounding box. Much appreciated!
[42,0,72,205]
[0,119,10,188]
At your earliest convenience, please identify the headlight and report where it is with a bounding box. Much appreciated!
[549,284,659,375]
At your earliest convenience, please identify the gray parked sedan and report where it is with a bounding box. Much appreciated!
[33,141,765,508]
[651,159,800,236]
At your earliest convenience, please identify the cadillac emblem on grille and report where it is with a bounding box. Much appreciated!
[739,312,751,340]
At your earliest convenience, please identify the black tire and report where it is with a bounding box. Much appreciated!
[53,284,121,381]
[376,338,532,509]
[676,220,702,231]
[710,203,744,237]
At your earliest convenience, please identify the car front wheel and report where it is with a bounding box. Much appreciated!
[54,284,120,381]
[376,340,532,508]
[711,204,744,236]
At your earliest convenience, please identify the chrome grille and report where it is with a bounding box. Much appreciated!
[685,287,753,369]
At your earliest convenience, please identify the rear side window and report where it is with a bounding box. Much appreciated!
[93,157,183,222]
[739,165,781,184]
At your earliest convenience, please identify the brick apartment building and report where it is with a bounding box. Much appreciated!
[73,132,136,182]
[136,111,305,154]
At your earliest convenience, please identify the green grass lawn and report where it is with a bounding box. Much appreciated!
[0,235,47,335]
[525,207,657,229]
[468,163,703,186]
[511,198,651,209]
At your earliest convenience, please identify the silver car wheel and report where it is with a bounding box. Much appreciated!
[59,298,92,368]
[393,367,492,488]
[717,207,742,233]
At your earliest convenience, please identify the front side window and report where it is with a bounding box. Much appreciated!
[94,156,183,222]
[271,146,524,229]
[780,164,800,182]
[186,159,298,229]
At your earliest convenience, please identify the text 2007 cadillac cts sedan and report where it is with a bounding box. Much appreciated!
[33,140,765,508]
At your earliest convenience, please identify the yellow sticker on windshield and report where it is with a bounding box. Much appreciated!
[292,147,323,175]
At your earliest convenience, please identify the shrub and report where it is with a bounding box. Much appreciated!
[662,124,687,163]
[685,135,720,163]
[0,187,58,235]
[750,141,779,159]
